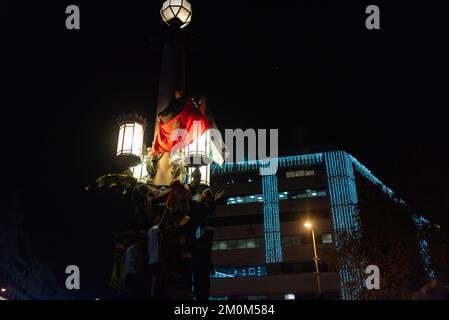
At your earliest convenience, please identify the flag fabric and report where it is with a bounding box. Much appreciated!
[151,99,212,155]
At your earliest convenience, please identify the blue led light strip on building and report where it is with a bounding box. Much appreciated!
[351,156,404,203]
[210,153,323,175]
[413,215,436,280]
[324,151,363,300]
[211,155,322,264]
[210,151,436,291]
[262,172,283,263]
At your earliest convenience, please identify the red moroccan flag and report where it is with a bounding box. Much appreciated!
[151,99,211,155]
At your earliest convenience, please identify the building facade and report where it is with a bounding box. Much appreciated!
[0,195,68,300]
[207,150,434,300]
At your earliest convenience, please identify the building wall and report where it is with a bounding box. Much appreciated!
[0,205,67,300]
[211,273,339,300]
[209,161,339,299]
[206,150,433,300]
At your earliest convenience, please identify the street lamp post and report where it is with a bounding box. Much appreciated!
[304,222,322,297]
[149,0,192,186]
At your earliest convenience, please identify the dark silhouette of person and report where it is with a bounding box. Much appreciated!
[183,186,223,257]
[125,231,148,299]
[158,88,187,121]
[192,227,215,300]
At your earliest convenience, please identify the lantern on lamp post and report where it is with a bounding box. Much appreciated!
[116,114,147,168]
[187,165,211,186]
[183,128,213,185]
[184,129,212,168]
[160,0,192,29]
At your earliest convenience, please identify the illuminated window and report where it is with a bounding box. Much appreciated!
[290,189,327,200]
[210,297,229,300]
[246,239,256,248]
[322,233,333,244]
[236,197,244,203]
[218,241,228,250]
[284,293,296,300]
[226,189,326,205]
[237,239,247,249]
[286,169,315,178]
[212,238,265,251]
[211,265,268,278]
[278,192,287,199]
[245,195,256,202]
[296,170,305,177]
[227,194,263,205]
[227,240,238,249]
[286,171,296,178]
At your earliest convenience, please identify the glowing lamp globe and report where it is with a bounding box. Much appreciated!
[116,114,147,167]
[184,129,212,168]
[160,0,192,29]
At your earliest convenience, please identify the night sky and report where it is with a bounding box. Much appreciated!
[4,1,449,298]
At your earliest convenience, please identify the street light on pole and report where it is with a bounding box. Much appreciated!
[160,0,192,29]
[304,221,322,297]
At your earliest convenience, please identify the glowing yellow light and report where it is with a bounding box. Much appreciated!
[116,117,145,167]
[117,122,143,157]
[184,129,211,167]
[304,222,312,229]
